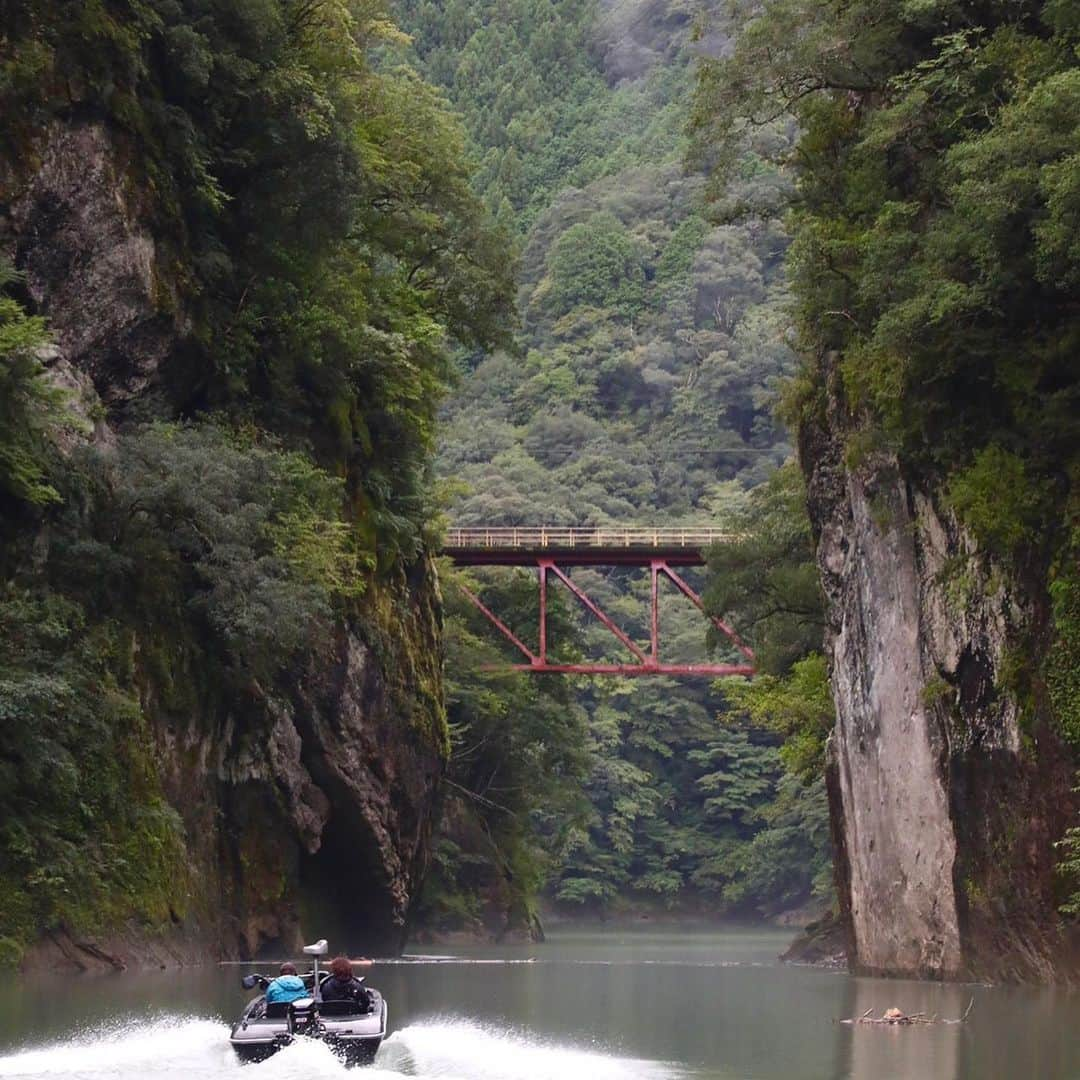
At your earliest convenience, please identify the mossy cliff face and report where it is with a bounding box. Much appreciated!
[800,360,1080,982]
[150,564,446,963]
[3,118,447,971]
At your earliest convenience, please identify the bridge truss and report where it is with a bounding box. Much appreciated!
[444,528,754,677]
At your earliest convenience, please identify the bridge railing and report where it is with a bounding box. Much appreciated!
[443,527,737,549]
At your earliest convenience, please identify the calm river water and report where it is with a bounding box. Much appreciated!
[0,927,1076,1079]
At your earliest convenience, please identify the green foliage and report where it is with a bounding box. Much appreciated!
[546,214,646,319]
[551,689,832,916]
[1058,768,1080,917]
[394,0,692,230]
[1045,517,1080,751]
[0,0,507,955]
[0,415,382,952]
[1058,826,1080,917]
[92,423,370,678]
[705,462,823,675]
[944,446,1051,559]
[416,564,590,932]
[395,0,830,925]
[716,775,833,911]
[692,1,1080,530]
[3,0,515,563]
[700,463,832,883]
[656,216,709,284]
[693,0,1080,908]
[0,588,187,948]
[721,654,833,782]
[0,261,74,509]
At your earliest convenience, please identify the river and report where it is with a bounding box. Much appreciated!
[0,927,1075,1079]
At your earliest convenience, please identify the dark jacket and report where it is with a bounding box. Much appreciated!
[320,974,365,1002]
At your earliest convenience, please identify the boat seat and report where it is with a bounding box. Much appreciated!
[264,1002,291,1019]
[319,999,364,1017]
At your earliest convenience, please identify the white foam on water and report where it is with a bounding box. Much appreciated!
[374,1019,676,1080]
[0,1016,676,1080]
[0,1017,236,1078]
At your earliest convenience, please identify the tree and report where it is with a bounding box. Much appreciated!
[0,260,72,512]
[545,213,647,319]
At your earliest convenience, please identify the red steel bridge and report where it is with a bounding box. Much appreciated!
[443,527,754,678]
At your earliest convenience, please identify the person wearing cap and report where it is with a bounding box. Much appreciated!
[265,961,308,1004]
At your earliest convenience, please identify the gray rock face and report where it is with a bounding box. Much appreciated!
[5,118,447,968]
[594,0,695,83]
[3,121,187,412]
[821,460,964,977]
[148,575,446,962]
[802,362,1079,981]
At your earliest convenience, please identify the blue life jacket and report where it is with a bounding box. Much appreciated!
[266,974,307,1004]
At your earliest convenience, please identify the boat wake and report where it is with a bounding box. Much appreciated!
[375,1019,674,1079]
[0,1016,676,1080]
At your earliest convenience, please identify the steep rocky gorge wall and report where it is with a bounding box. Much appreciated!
[3,118,447,971]
[801,362,1080,982]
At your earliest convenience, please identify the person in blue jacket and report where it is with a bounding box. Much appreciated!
[265,962,308,1004]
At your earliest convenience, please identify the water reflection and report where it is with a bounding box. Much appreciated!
[0,928,1075,1079]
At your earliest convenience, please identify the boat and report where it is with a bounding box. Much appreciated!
[229,939,388,1065]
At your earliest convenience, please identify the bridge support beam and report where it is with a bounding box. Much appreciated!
[538,561,547,664]
[458,558,754,677]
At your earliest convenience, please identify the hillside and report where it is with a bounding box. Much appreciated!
[393,0,833,936]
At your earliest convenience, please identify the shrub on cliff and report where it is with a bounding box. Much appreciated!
[691,1,1080,554]
[2,0,515,563]
[87,423,371,677]
[692,0,1080,930]
[0,260,70,512]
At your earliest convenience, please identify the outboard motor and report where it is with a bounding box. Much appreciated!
[285,941,326,1037]
[288,996,318,1036]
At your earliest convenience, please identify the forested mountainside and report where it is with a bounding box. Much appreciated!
[0,0,511,969]
[392,0,832,938]
[694,0,1080,980]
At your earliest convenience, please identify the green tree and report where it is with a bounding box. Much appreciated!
[545,214,647,319]
[0,0,514,960]
[399,0,820,925]
[705,462,823,676]
[0,261,72,511]
[692,0,1080,915]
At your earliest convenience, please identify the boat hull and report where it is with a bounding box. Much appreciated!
[229,994,387,1066]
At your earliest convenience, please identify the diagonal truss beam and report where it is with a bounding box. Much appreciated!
[458,582,538,664]
[656,562,755,661]
[543,559,649,664]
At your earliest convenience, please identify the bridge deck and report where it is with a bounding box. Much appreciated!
[444,527,733,566]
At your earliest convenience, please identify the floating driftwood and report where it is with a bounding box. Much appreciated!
[838,999,975,1026]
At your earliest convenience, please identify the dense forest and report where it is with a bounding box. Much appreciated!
[392,0,833,936]
[400,0,1080,967]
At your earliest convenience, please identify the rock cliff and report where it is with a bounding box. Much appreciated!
[800,358,1080,982]
[3,118,447,971]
